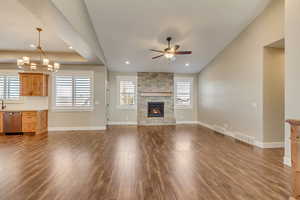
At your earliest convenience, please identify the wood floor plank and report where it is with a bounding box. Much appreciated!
[0,125,292,200]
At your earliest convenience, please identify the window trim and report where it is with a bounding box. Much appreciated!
[174,77,193,109]
[116,76,137,110]
[51,70,94,112]
[0,70,23,104]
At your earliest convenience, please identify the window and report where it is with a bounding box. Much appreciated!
[117,76,136,109]
[174,77,193,108]
[0,74,20,101]
[53,71,93,111]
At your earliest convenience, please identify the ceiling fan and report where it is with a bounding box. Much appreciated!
[150,37,192,60]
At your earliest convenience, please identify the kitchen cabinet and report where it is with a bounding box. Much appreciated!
[286,120,300,200]
[19,73,48,96]
[0,110,48,134]
[22,110,48,134]
[0,112,3,133]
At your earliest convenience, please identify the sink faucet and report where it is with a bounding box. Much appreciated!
[1,100,6,110]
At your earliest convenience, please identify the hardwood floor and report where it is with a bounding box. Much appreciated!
[0,125,291,200]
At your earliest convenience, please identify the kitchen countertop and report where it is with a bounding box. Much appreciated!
[0,109,48,112]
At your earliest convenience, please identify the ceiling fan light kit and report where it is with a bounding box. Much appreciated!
[150,37,192,61]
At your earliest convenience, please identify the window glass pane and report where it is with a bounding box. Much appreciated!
[54,74,93,110]
[120,93,135,105]
[6,76,20,100]
[175,80,192,106]
[119,79,136,106]
[74,77,91,107]
[55,76,73,107]
[0,75,20,101]
[0,76,5,100]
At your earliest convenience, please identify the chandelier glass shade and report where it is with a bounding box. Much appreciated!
[17,28,60,73]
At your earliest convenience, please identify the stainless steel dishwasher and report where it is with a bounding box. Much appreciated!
[3,112,22,134]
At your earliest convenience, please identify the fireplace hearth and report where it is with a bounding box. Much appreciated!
[148,102,164,118]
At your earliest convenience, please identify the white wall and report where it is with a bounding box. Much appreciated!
[174,73,198,123]
[108,71,198,124]
[48,65,107,130]
[107,71,138,124]
[263,47,285,143]
[197,0,284,144]
[284,0,300,166]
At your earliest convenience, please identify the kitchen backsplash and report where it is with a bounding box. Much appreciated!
[4,96,48,110]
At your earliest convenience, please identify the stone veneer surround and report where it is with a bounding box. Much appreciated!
[137,72,176,125]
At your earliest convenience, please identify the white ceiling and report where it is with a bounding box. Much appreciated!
[85,0,271,73]
[0,0,71,52]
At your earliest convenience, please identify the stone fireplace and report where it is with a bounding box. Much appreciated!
[137,72,175,125]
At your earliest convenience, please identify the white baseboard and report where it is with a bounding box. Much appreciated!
[108,121,199,125]
[284,156,292,167]
[197,121,284,149]
[176,121,199,125]
[198,121,214,130]
[48,126,106,131]
[107,121,138,125]
[254,141,284,148]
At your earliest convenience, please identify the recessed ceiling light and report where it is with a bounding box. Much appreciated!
[125,61,130,65]
[69,46,73,49]
[29,44,35,48]
[185,63,190,67]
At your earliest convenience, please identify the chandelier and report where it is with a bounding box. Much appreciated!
[17,28,60,72]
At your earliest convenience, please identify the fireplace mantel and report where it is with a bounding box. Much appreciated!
[140,92,172,97]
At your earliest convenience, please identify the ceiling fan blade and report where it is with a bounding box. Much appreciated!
[175,51,192,55]
[152,54,164,59]
[150,49,164,53]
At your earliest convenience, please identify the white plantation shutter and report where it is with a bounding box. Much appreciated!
[0,75,20,101]
[53,72,93,110]
[74,76,92,107]
[175,78,192,107]
[119,80,136,105]
[6,76,20,100]
[55,76,73,107]
[0,76,5,100]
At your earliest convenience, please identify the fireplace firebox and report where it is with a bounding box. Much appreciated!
[148,102,164,118]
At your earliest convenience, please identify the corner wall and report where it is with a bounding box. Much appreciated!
[284,0,300,166]
[197,0,284,144]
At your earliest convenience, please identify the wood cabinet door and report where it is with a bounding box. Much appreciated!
[20,74,33,96]
[20,73,48,97]
[41,110,48,130]
[32,74,43,96]
[0,112,3,133]
[22,112,37,133]
[41,75,49,96]
[35,110,48,134]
